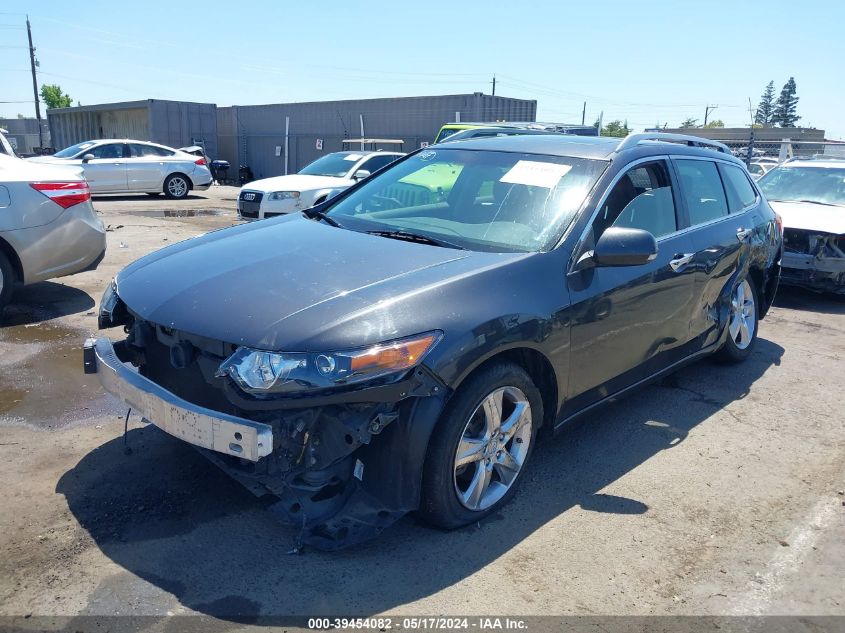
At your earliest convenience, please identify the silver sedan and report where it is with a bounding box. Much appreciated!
[0,154,106,309]
[29,139,212,199]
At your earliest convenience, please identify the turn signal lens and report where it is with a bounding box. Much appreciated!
[350,334,439,373]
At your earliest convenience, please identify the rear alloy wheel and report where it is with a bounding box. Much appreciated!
[419,361,541,529]
[718,277,758,362]
[0,250,16,311]
[163,174,190,199]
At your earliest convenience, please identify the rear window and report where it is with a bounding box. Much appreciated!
[675,159,729,225]
[719,163,757,211]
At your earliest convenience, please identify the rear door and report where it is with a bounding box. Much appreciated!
[672,157,758,348]
[82,143,129,192]
[127,143,171,191]
[566,159,697,413]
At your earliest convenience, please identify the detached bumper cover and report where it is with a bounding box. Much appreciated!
[83,337,273,462]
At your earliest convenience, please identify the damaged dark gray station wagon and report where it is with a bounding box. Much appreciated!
[85,133,782,549]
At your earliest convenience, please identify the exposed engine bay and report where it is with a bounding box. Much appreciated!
[782,228,845,294]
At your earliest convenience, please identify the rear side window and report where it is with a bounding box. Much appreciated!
[130,144,173,157]
[675,159,729,225]
[719,163,757,211]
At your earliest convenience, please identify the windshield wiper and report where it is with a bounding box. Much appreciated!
[302,208,341,227]
[366,229,467,250]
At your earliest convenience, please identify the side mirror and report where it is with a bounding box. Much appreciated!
[353,169,371,181]
[82,154,95,163]
[590,227,658,267]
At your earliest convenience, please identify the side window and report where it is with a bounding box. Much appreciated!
[90,143,126,159]
[360,154,398,174]
[130,144,173,157]
[598,162,678,239]
[675,159,729,225]
[719,163,757,212]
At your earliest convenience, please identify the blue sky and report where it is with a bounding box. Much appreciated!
[2,0,843,138]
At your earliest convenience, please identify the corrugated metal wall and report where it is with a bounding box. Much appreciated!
[47,100,217,156]
[218,94,537,180]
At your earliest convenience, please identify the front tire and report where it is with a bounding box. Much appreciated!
[717,277,759,363]
[0,250,16,311]
[163,174,190,199]
[419,361,541,529]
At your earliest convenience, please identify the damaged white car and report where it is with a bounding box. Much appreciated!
[758,158,845,294]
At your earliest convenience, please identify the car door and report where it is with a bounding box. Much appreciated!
[673,157,761,348]
[672,157,758,347]
[82,143,129,192]
[565,159,697,414]
[127,143,169,191]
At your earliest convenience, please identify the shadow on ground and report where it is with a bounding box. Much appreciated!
[0,281,94,328]
[56,339,783,620]
[773,286,845,315]
[92,194,207,201]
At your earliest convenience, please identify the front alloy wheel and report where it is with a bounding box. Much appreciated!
[454,386,532,511]
[419,361,541,529]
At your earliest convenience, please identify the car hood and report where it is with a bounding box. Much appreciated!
[244,174,352,193]
[769,200,845,235]
[115,216,526,350]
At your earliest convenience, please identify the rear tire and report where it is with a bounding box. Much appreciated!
[0,250,16,311]
[163,174,190,199]
[419,361,541,530]
[717,277,759,363]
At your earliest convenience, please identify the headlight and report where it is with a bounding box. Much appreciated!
[267,191,300,201]
[98,279,122,329]
[216,332,441,395]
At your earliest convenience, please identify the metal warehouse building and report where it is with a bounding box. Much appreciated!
[46,99,218,159]
[218,93,537,180]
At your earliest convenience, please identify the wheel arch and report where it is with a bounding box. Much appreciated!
[166,171,193,190]
[0,235,24,283]
[448,345,559,433]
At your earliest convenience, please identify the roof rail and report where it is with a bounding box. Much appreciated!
[615,132,731,154]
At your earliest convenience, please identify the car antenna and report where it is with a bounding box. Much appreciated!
[123,407,133,455]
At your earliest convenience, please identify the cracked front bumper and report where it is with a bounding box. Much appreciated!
[83,337,273,462]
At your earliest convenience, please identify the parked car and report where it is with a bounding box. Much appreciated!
[28,140,212,199]
[0,128,16,157]
[757,157,844,294]
[0,154,106,309]
[747,160,776,180]
[237,151,403,220]
[86,132,781,549]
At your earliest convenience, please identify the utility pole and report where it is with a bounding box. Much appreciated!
[704,104,718,127]
[26,15,43,148]
[581,101,586,125]
[491,74,496,96]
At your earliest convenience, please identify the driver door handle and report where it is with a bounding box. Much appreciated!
[736,228,753,242]
[669,253,695,272]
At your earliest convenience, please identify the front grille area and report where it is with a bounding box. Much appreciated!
[238,190,263,218]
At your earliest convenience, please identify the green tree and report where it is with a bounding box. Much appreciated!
[755,80,776,127]
[773,77,800,127]
[704,119,725,128]
[679,117,700,128]
[40,84,72,109]
[601,119,630,137]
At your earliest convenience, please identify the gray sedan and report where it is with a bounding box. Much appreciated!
[29,140,212,199]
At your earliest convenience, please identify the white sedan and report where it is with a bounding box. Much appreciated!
[29,139,213,199]
[237,151,403,220]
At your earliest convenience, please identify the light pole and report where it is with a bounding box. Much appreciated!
[704,104,718,127]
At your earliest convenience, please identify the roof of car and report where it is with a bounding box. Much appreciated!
[435,132,742,163]
[781,157,845,168]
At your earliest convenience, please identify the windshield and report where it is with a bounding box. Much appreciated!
[324,148,607,253]
[434,127,462,144]
[299,153,362,177]
[53,141,97,158]
[759,165,845,206]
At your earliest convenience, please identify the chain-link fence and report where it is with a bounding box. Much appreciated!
[719,138,845,171]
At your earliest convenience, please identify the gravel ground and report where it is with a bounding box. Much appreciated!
[0,186,843,628]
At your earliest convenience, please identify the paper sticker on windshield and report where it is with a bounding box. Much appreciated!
[500,161,572,189]
[343,153,363,161]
